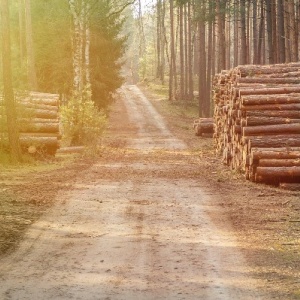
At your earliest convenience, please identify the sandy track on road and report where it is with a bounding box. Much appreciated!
[0,85,265,299]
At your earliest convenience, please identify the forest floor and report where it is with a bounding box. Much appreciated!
[0,84,299,299]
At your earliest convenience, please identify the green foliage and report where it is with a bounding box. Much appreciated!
[61,86,107,147]
[89,1,127,109]
[1,0,127,109]
[175,0,189,7]
[31,0,72,95]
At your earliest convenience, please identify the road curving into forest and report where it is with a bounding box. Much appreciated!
[0,85,266,299]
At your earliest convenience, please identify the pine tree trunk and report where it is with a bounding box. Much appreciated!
[198,0,207,116]
[179,4,185,102]
[240,0,248,64]
[277,0,286,63]
[161,0,166,84]
[25,0,38,90]
[284,0,291,62]
[266,0,274,63]
[271,1,278,63]
[18,0,26,64]
[234,0,239,66]
[217,0,226,72]
[169,0,175,101]
[156,0,162,79]
[206,1,214,115]
[184,4,188,102]
[1,0,22,162]
[253,0,258,64]
[187,1,193,102]
[288,1,298,61]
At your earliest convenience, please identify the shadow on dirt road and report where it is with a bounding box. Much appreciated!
[0,85,284,299]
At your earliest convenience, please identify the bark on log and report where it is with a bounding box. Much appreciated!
[195,122,214,136]
[241,103,300,111]
[20,136,59,147]
[213,63,300,186]
[19,118,59,124]
[245,110,300,119]
[239,86,300,96]
[247,135,300,149]
[29,91,59,98]
[236,65,300,76]
[258,159,300,167]
[193,118,214,129]
[255,166,300,182]
[1,91,61,156]
[21,108,58,119]
[251,147,300,163]
[19,102,59,111]
[19,123,59,134]
[20,132,62,139]
[243,123,300,136]
[26,97,58,106]
[19,136,59,155]
[241,94,300,106]
[237,77,300,84]
[242,116,300,127]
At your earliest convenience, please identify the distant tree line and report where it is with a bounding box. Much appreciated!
[138,0,300,116]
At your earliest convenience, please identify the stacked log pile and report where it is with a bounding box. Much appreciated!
[0,92,60,155]
[213,63,300,188]
[193,118,214,136]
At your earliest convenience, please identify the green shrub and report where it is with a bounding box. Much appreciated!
[61,86,107,147]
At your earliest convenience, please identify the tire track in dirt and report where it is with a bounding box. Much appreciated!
[0,85,266,299]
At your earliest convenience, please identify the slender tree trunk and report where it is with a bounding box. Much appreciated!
[217,0,226,71]
[288,0,298,61]
[257,0,265,64]
[169,0,176,101]
[284,0,291,62]
[84,2,90,86]
[226,2,231,69]
[25,0,38,90]
[156,0,162,79]
[277,0,286,63]
[187,1,193,102]
[240,0,248,64]
[246,0,251,63]
[179,4,185,102]
[69,0,91,95]
[271,0,278,63]
[161,0,166,84]
[234,0,239,66]
[206,1,214,116]
[266,0,274,63]
[1,0,22,162]
[184,4,188,102]
[198,0,207,116]
[212,13,216,75]
[18,0,26,64]
[253,0,258,64]
[71,1,82,93]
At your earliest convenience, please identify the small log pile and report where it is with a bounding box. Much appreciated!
[213,62,300,188]
[0,92,60,155]
[193,118,214,136]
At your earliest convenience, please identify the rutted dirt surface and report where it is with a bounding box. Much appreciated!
[0,85,299,299]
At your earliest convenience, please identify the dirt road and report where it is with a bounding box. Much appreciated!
[0,85,267,299]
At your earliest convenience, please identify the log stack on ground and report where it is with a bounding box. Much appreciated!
[193,118,214,136]
[0,92,60,155]
[213,62,300,189]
